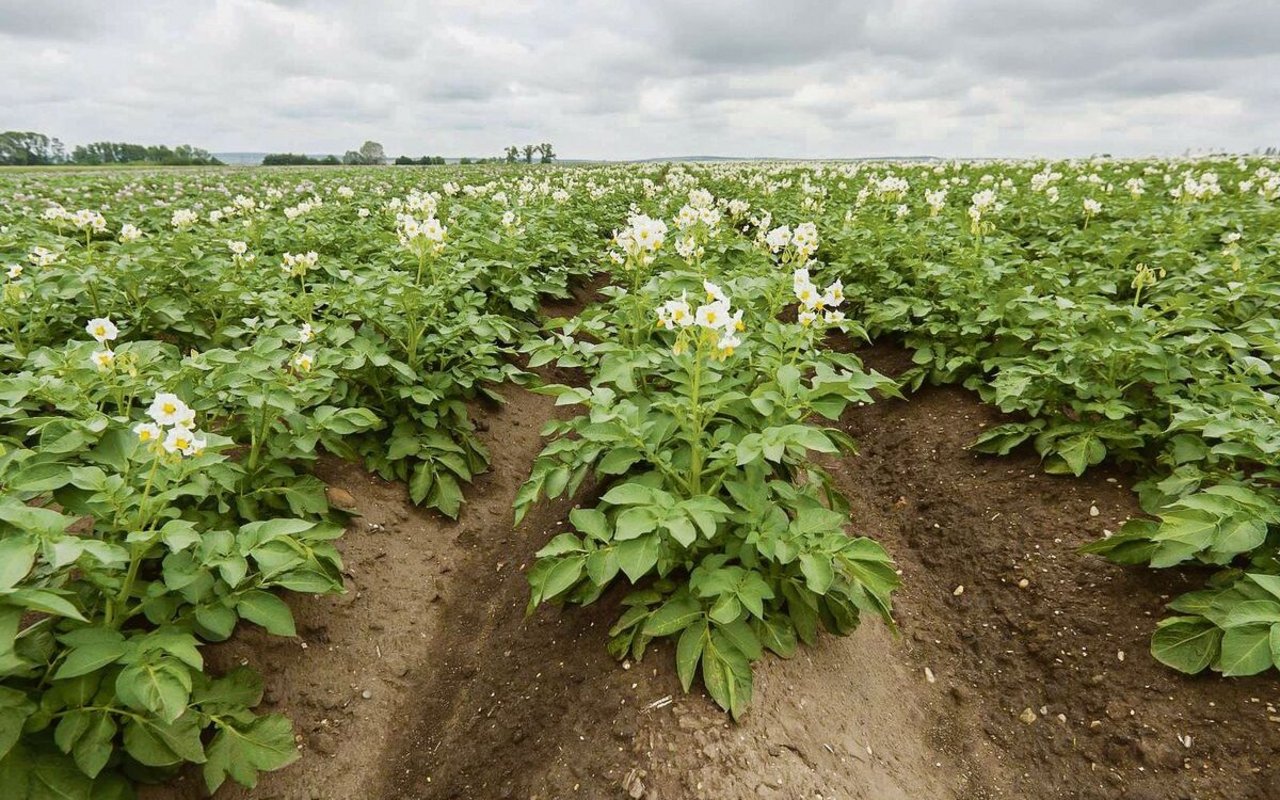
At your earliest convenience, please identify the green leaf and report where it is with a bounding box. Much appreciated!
[537,556,585,603]
[600,483,656,506]
[1222,600,1280,628]
[1150,616,1221,674]
[798,554,835,595]
[569,508,610,541]
[597,448,643,475]
[0,537,38,591]
[663,516,697,548]
[585,549,619,586]
[675,621,707,692]
[6,589,86,621]
[616,535,659,583]
[55,710,116,779]
[116,661,192,724]
[1219,624,1274,676]
[53,628,127,680]
[642,596,702,637]
[614,506,658,541]
[122,712,206,767]
[193,666,264,712]
[236,591,297,637]
[0,686,37,760]
[202,713,299,793]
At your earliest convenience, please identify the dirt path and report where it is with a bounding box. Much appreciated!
[149,345,1280,800]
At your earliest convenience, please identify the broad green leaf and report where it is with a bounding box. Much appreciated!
[642,596,702,637]
[236,591,297,637]
[675,621,706,692]
[0,686,37,760]
[1219,624,1274,677]
[1150,616,1220,673]
[203,713,299,793]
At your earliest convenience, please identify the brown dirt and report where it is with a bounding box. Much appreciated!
[148,344,1280,800]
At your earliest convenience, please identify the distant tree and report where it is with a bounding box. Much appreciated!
[359,140,386,164]
[0,131,67,165]
[536,142,555,164]
[522,144,535,164]
[394,155,415,165]
[504,145,520,164]
[459,157,473,165]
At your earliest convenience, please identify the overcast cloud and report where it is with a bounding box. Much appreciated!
[2,0,1277,159]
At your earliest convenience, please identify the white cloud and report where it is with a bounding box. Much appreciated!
[0,0,1276,158]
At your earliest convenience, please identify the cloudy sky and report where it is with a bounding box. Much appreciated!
[2,0,1277,160]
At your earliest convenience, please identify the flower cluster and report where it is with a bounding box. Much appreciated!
[925,189,948,215]
[792,268,844,326]
[283,196,323,221]
[70,209,107,234]
[396,213,447,255]
[86,316,119,371]
[119,223,143,243]
[611,214,667,265]
[656,280,744,358]
[763,222,818,261]
[170,209,199,229]
[29,246,58,267]
[968,189,1001,233]
[281,251,319,277]
[137,393,207,457]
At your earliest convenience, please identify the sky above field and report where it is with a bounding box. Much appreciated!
[3,0,1278,160]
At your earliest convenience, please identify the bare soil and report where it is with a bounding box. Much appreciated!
[148,344,1280,800]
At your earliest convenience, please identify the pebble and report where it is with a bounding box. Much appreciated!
[1019,708,1038,724]
[361,689,373,700]
[1089,505,1100,517]
[953,585,965,596]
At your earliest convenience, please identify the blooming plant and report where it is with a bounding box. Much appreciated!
[520,239,899,717]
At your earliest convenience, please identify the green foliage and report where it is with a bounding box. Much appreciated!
[519,210,900,718]
[0,165,609,794]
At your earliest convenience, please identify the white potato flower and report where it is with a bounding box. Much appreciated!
[86,317,119,343]
[134,422,163,445]
[162,426,207,457]
[148,393,192,427]
[91,349,115,371]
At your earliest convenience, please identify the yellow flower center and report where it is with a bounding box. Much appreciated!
[163,403,176,414]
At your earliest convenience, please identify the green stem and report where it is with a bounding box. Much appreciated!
[686,338,705,495]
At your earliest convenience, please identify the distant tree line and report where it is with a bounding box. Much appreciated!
[261,153,342,166]
[0,131,221,166]
[70,142,221,166]
[395,155,447,165]
[504,143,555,163]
